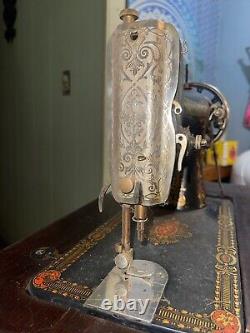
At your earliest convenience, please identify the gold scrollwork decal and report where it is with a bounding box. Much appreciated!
[155,201,242,333]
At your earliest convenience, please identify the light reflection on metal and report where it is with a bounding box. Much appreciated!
[109,17,181,206]
[85,260,168,323]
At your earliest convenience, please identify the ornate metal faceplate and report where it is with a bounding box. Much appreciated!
[110,20,180,206]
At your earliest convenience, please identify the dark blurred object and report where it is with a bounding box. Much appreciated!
[243,99,250,129]
[62,70,71,96]
[2,0,17,42]
[238,47,250,129]
[0,235,8,249]
[238,47,250,85]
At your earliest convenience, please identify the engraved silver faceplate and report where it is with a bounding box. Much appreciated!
[109,20,180,206]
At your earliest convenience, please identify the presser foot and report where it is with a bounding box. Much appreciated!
[84,260,168,324]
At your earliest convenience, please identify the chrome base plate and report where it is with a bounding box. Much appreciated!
[84,259,168,324]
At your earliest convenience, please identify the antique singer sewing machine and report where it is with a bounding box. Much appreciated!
[29,8,244,333]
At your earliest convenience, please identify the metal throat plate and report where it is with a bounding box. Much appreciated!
[84,259,168,323]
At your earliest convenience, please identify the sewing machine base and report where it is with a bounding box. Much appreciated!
[28,196,244,333]
[85,260,168,324]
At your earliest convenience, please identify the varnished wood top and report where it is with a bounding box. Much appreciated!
[0,196,141,333]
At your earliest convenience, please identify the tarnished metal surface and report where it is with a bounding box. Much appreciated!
[109,19,180,206]
[184,82,230,143]
[85,260,168,323]
[175,83,230,210]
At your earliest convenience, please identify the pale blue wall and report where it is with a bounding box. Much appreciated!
[216,0,250,153]
[128,0,250,153]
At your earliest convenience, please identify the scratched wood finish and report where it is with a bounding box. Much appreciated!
[0,183,249,333]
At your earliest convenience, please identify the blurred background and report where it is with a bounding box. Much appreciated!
[0,0,249,245]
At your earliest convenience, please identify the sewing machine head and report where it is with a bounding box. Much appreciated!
[174,81,229,210]
[108,8,191,252]
[86,8,229,323]
[110,9,186,209]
